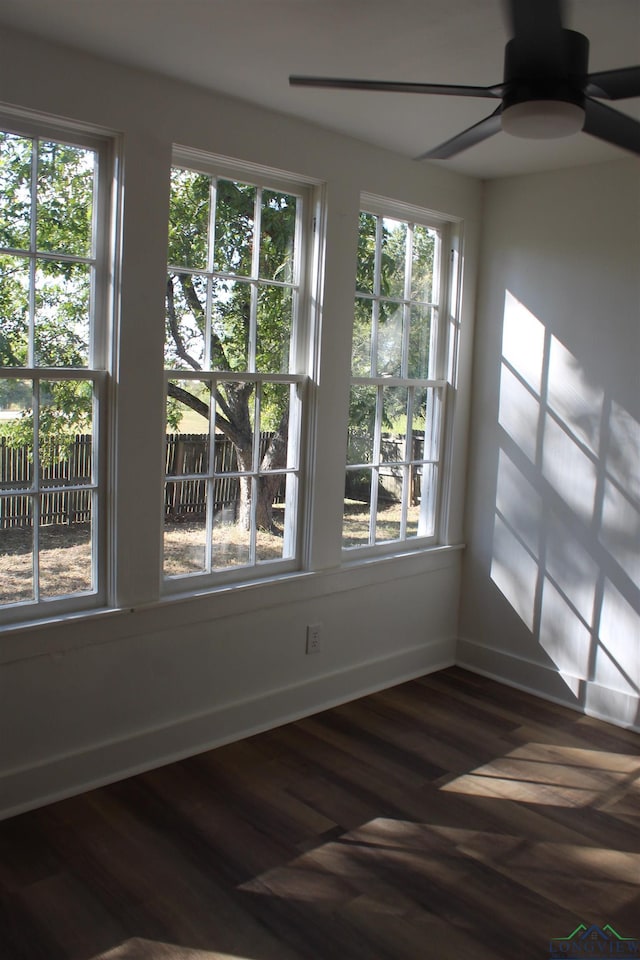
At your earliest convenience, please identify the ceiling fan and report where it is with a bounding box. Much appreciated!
[289,0,640,159]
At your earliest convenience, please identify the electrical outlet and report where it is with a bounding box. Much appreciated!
[306,623,322,654]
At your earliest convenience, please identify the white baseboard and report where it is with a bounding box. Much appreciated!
[457,637,640,733]
[0,637,456,820]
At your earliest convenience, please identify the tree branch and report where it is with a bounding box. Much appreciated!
[166,277,202,371]
[167,381,209,419]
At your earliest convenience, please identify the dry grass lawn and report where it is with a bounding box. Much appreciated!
[0,500,420,602]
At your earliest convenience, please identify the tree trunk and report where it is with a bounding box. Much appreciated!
[234,410,289,533]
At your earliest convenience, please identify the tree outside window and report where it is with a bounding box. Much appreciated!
[163,161,310,582]
[0,126,111,615]
[344,206,447,551]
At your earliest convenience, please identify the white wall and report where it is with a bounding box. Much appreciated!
[0,28,482,818]
[459,160,640,730]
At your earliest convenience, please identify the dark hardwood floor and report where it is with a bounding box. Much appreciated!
[1,667,639,960]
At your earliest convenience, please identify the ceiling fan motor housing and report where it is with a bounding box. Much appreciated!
[502,30,590,137]
[503,29,589,110]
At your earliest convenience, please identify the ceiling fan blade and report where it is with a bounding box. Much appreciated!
[582,98,640,155]
[504,0,565,76]
[289,76,504,98]
[417,107,503,160]
[586,66,640,100]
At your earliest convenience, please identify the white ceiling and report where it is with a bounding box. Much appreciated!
[0,0,638,178]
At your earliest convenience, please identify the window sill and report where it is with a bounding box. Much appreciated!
[0,542,464,665]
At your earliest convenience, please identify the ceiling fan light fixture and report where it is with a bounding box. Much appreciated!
[501,100,586,139]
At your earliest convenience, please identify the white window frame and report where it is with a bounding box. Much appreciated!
[343,193,460,560]
[162,149,321,594]
[0,113,117,624]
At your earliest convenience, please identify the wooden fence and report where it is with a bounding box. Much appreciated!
[165,432,287,521]
[0,433,284,529]
[0,435,92,529]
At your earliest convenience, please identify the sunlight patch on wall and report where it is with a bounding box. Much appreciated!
[595,579,640,694]
[490,512,538,631]
[501,291,545,392]
[540,577,592,678]
[544,514,598,625]
[499,364,540,463]
[542,413,598,521]
[607,400,640,500]
[601,478,640,587]
[547,334,603,456]
[491,291,640,712]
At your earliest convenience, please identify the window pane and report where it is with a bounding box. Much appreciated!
[39,503,93,597]
[376,496,401,543]
[38,379,93,487]
[412,387,441,461]
[343,473,372,548]
[35,261,91,367]
[216,381,255,472]
[214,180,255,276]
[256,474,289,562]
[411,225,436,302]
[356,212,376,294]
[260,381,291,460]
[406,465,422,539]
[347,385,376,464]
[376,301,403,377]
[37,141,95,257]
[213,476,251,568]
[0,514,33,603]
[0,254,30,367]
[260,189,296,283]
[165,272,207,370]
[408,305,432,379]
[0,132,32,251]
[164,480,207,574]
[168,168,210,269]
[352,296,373,376]
[412,388,428,460]
[166,379,211,469]
[257,284,291,373]
[380,218,406,299]
[413,463,437,538]
[211,278,250,372]
[0,379,33,488]
[381,386,408,463]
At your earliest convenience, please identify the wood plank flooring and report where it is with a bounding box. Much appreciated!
[1,667,639,960]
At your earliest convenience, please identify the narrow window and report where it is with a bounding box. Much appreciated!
[343,205,448,553]
[0,123,113,619]
[163,159,313,588]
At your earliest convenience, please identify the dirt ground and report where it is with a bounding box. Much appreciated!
[0,522,92,604]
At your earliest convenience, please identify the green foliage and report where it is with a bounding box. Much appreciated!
[0,379,93,463]
[166,169,298,451]
[350,213,436,429]
[0,132,97,454]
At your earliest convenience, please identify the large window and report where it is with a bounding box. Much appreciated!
[0,121,114,620]
[343,201,449,553]
[163,156,315,588]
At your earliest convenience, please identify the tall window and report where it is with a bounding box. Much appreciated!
[343,202,448,553]
[0,122,113,619]
[163,157,314,587]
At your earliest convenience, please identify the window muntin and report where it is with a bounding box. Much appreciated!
[163,161,309,586]
[344,207,447,553]
[0,126,111,618]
